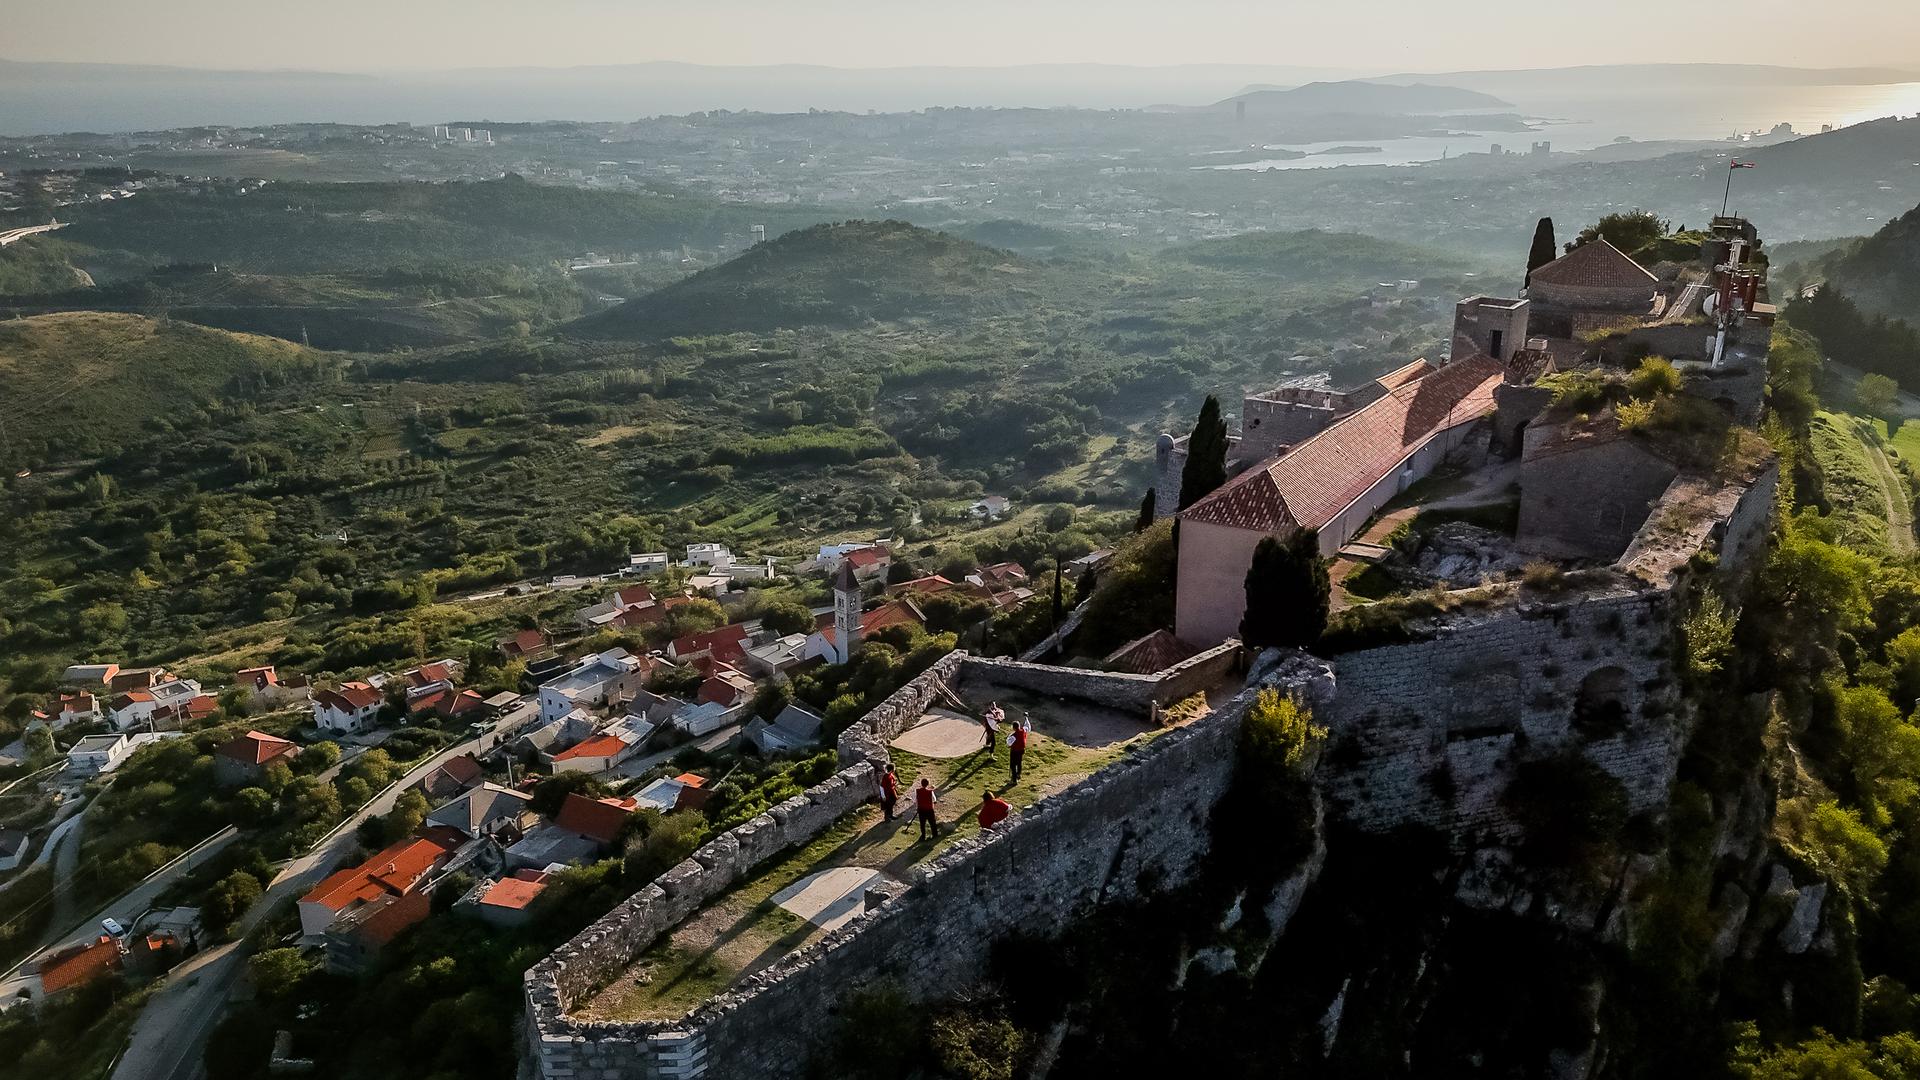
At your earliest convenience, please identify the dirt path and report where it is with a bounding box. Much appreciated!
[1860,426,1916,554]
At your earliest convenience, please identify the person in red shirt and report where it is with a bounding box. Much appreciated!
[977,789,1011,830]
[878,764,899,821]
[914,777,938,841]
[1008,716,1029,785]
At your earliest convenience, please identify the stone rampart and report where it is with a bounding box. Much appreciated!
[525,652,1333,1080]
[1319,585,1680,838]
[835,650,967,767]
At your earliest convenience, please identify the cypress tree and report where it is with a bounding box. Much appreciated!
[1177,394,1229,511]
[1136,488,1157,532]
[1239,529,1331,649]
[1526,216,1557,286]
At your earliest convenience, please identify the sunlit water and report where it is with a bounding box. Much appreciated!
[1204,82,1920,170]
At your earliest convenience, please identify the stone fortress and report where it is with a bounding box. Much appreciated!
[521,218,1781,1079]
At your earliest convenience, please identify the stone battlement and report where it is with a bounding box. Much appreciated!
[523,650,1331,1080]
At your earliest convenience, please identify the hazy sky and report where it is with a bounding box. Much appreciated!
[6,0,1919,72]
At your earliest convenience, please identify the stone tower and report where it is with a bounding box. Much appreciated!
[832,560,861,664]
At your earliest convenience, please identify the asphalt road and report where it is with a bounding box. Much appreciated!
[109,711,521,1080]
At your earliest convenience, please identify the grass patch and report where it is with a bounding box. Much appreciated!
[1809,411,1893,550]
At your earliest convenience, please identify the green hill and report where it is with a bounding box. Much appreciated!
[1827,201,1920,323]
[576,220,1047,338]
[0,311,344,470]
[1161,228,1480,284]
[15,174,840,274]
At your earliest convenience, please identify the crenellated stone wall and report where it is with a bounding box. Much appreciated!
[523,652,1334,1080]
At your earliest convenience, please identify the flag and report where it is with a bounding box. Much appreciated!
[1730,160,1757,169]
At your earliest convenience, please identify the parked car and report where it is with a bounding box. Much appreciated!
[101,917,127,938]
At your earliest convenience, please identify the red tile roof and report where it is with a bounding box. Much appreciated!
[113,690,154,707]
[301,834,457,913]
[554,792,637,845]
[615,585,655,608]
[235,666,278,688]
[38,936,121,994]
[501,629,548,657]
[669,623,751,665]
[1103,630,1200,675]
[818,599,927,649]
[552,733,629,762]
[887,575,954,595]
[1530,238,1657,291]
[1183,355,1503,534]
[477,876,547,911]
[216,730,300,766]
[318,682,382,713]
[844,547,886,568]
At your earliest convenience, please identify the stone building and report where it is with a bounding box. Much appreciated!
[1522,238,1661,346]
[1174,355,1505,647]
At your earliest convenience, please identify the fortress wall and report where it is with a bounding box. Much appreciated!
[527,654,1335,1080]
[1317,588,1683,839]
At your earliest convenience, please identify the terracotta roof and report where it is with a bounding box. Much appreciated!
[416,753,484,795]
[1183,355,1503,534]
[235,666,278,688]
[318,681,382,712]
[554,792,637,845]
[348,887,430,948]
[819,599,926,648]
[500,628,548,656]
[1103,630,1201,675]
[113,691,154,706]
[844,547,886,568]
[477,876,547,911]
[1531,239,1657,291]
[301,834,457,913]
[615,585,655,608]
[886,575,954,595]
[216,730,299,766]
[669,623,751,664]
[552,734,629,762]
[672,773,713,812]
[38,936,121,994]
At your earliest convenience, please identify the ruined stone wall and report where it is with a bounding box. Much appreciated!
[1517,435,1681,560]
[1318,587,1682,838]
[959,642,1242,712]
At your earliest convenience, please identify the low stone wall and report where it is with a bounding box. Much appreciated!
[523,758,878,1075]
[959,641,1243,713]
[835,651,967,767]
[526,652,1334,1080]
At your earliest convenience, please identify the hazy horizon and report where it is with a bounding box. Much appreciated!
[7,0,1920,73]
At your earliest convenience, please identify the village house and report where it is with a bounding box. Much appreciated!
[60,663,119,687]
[457,868,550,928]
[575,585,661,630]
[666,624,752,671]
[627,551,670,576]
[53,692,101,728]
[497,628,554,662]
[545,714,653,775]
[66,732,132,777]
[505,792,637,871]
[34,935,122,998]
[684,542,732,569]
[425,782,534,841]
[695,666,756,710]
[887,574,955,597]
[969,495,1012,520]
[234,665,310,708]
[311,681,383,735]
[968,561,1030,590]
[742,702,826,755]
[738,632,811,678]
[412,753,485,801]
[212,730,301,786]
[108,674,208,731]
[838,545,891,581]
[537,649,647,722]
[633,773,713,814]
[306,829,467,973]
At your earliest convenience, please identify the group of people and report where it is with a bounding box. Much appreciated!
[874,701,1027,843]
